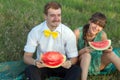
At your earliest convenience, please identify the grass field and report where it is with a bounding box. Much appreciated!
[0,0,120,80]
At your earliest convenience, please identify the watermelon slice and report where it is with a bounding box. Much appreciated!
[88,40,111,51]
[41,51,66,68]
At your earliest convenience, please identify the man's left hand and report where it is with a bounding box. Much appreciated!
[61,60,72,69]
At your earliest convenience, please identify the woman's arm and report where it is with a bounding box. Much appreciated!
[74,28,80,45]
[74,29,91,56]
[101,31,113,53]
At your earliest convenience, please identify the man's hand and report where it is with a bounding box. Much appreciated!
[61,60,72,69]
[35,60,45,68]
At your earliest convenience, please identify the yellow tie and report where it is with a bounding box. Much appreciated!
[44,30,58,39]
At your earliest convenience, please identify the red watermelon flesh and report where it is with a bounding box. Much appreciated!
[88,40,111,50]
[41,51,66,68]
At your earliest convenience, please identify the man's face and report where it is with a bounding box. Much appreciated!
[45,8,61,28]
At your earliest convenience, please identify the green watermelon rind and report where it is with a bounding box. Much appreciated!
[88,40,111,51]
[41,52,66,68]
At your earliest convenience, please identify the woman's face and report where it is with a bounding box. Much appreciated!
[89,22,103,35]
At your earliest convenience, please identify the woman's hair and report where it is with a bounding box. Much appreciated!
[83,12,107,45]
[89,12,107,28]
[44,1,61,15]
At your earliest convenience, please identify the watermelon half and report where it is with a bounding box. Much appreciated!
[88,40,111,51]
[41,51,66,68]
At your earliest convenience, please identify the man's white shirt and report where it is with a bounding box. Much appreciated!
[24,21,78,60]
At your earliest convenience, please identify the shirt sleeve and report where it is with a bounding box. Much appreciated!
[24,29,38,53]
[65,30,78,58]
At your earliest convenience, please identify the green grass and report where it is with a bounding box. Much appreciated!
[0,0,120,79]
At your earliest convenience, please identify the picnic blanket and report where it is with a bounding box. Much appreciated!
[0,48,120,80]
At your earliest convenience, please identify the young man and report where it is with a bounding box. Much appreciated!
[23,1,81,80]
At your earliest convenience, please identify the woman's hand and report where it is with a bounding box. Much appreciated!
[79,47,92,55]
[103,46,113,53]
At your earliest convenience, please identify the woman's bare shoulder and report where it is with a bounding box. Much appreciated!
[74,28,80,40]
[101,31,108,40]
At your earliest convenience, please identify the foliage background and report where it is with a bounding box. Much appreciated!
[0,0,120,79]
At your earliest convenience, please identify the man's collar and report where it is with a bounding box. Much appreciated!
[41,21,62,33]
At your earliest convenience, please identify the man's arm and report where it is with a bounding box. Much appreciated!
[61,57,78,69]
[69,57,78,65]
[24,52,45,68]
[23,52,35,65]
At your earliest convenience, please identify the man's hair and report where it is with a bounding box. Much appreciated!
[44,1,61,15]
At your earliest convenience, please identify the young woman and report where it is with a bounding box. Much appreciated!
[74,12,120,80]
